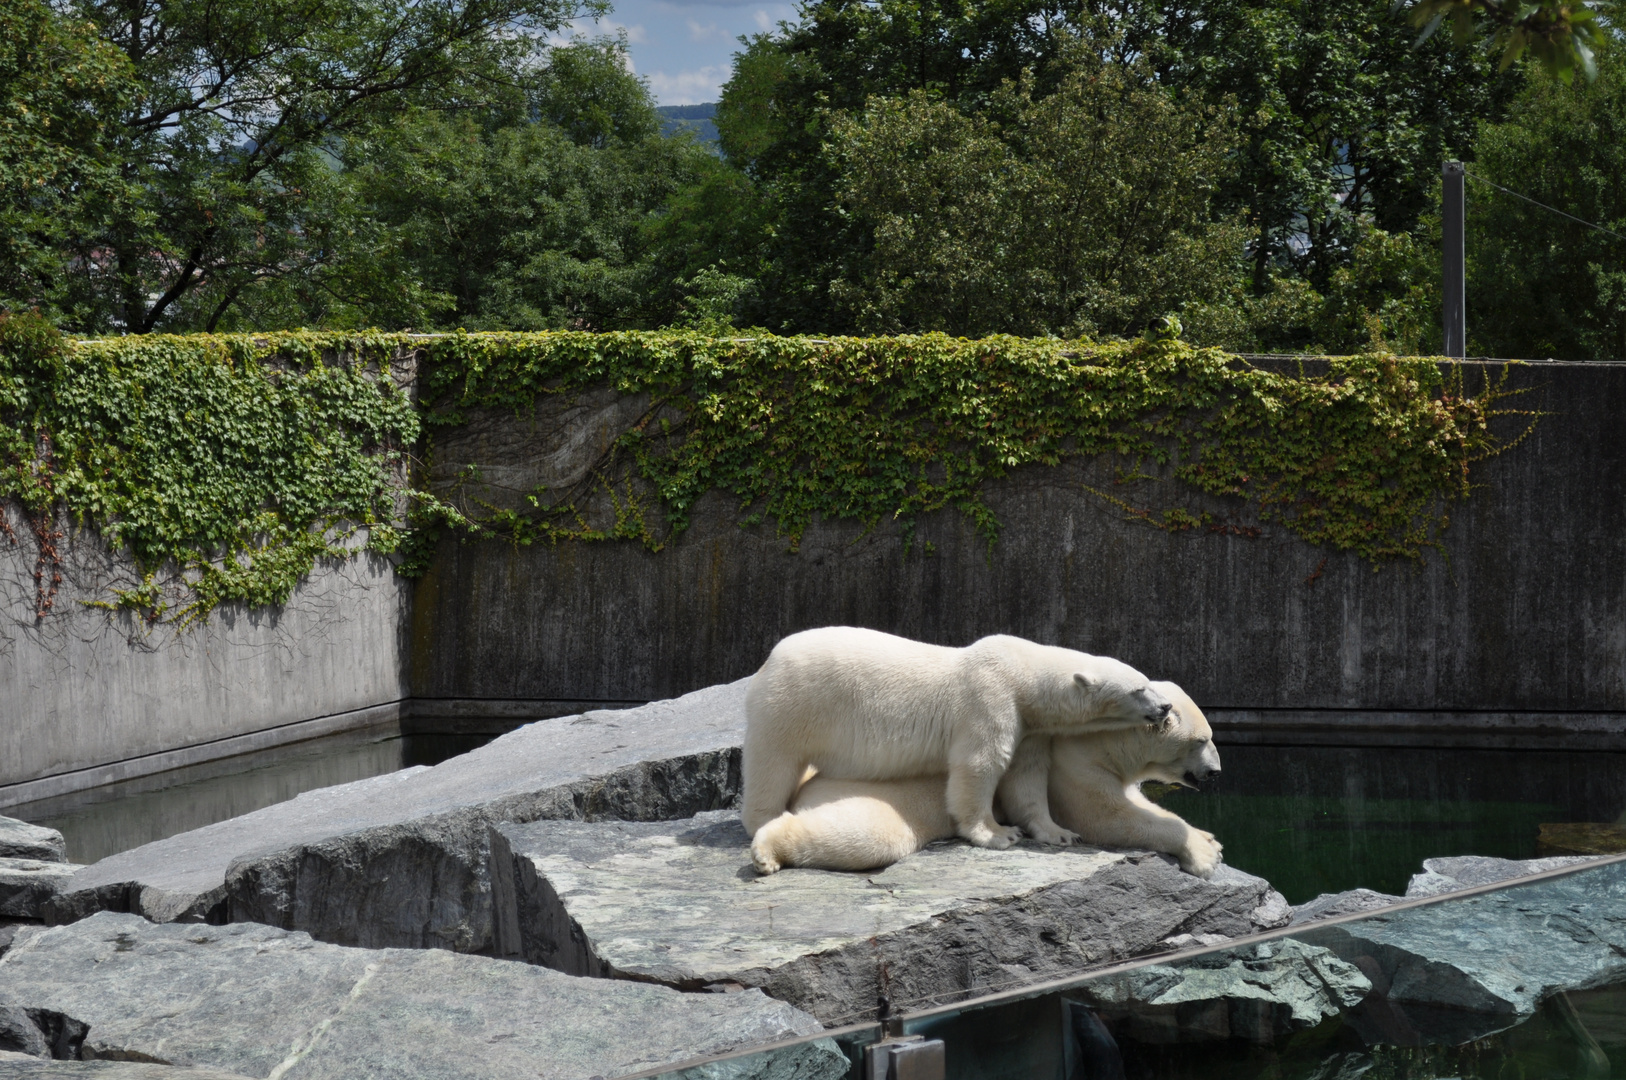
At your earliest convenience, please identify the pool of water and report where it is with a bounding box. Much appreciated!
[1153,744,1626,903]
[6,730,492,865]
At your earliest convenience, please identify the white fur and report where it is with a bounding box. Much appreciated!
[749,681,1224,877]
[742,627,1172,849]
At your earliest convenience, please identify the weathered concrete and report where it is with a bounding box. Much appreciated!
[0,821,62,865]
[490,810,1291,1023]
[0,519,410,803]
[410,361,1626,737]
[1072,939,1372,1044]
[1404,855,1602,898]
[1311,859,1626,1043]
[0,862,78,920]
[47,682,749,952]
[0,913,829,1080]
[0,1056,254,1080]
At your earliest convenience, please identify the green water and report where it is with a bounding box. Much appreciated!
[1154,790,1563,903]
[1150,744,1626,904]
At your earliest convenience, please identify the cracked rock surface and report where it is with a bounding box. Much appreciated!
[1073,938,1372,1044]
[0,820,65,865]
[491,810,1291,1023]
[0,912,829,1080]
[47,681,750,952]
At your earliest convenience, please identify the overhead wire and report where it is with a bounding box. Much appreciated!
[1464,169,1626,244]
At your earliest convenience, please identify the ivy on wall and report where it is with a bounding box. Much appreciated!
[0,318,1535,623]
[0,314,419,623]
[418,330,1535,563]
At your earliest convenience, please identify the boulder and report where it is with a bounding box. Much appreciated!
[1404,855,1602,898]
[0,819,65,864]
[489,810,1292,1023]
[0,913,837,1080]
[1071,938,1371,1044]
[1288,888,1403,926]
[47,681,750,952]
[0,862,80,921]
[1312,858,1626,1044]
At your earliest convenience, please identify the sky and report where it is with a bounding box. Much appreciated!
[563,0,800,105]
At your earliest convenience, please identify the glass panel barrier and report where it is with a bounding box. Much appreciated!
[627,854,1626,1080]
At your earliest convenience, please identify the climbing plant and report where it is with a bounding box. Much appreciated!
[0,321,1536,623]
[416,330,1536,564]
[0,314,419,623]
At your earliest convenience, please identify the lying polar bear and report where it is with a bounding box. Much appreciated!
[742,627,1173,850]
[750,680,1224,878]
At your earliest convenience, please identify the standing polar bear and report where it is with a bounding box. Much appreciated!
[741,627,1173,849]
[750,681,1224,877]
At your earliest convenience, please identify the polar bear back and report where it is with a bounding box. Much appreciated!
[744,626,974,780]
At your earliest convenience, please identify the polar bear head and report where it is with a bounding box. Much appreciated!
[1125,680,1220,788]
[1069,656,1174,729]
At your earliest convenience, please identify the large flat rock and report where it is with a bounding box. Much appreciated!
[490,810,1291,1023]
[0,912,836,1080]
[0,820,64,865]
[48,681,749,951]
[1313,858,1626,1043]
[1404,854,1601,898]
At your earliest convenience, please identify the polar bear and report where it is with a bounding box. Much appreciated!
[741,627,1173,849]
[750,681,1223,878]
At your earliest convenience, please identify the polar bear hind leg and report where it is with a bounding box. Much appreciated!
[751,776,954,874]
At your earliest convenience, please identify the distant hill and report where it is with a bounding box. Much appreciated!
[657,103,719,148]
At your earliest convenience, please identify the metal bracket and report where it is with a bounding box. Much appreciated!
[864,1035,945,1080]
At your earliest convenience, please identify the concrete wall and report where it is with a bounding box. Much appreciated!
[0,514,411,802]
[410,360,1626,748]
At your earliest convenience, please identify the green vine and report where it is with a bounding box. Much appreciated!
[0,314,419,624]
[416,330,1537,564]
[0,321,1538,624]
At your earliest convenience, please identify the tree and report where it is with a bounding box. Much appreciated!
[825,41,1245,337]
[0,0,138,325]
[1467,52,1626,360]
[715,0,1513,333]
[34,0,598,334]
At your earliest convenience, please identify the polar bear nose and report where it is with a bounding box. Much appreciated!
[1153,702,1172,722]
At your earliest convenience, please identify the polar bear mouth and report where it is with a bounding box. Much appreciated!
[1178,771,1203,790]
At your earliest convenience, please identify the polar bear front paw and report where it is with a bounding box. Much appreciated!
[963,821,1023,849]
[1178,831,1223,879]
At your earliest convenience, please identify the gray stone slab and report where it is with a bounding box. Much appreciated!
[0,1054,255,1080]
[491,810,1291,1024]
[0,863,79,921]
[1314,858,1626,1043]
[1404,854,1602,898]
[0,821,63,865]
[0,912,829,1080]
[1288,887,1404,926]
[1072,938,1372,1044]
[48,681,750,952]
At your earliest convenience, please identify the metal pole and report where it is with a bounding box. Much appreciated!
[1443,160,1466,358]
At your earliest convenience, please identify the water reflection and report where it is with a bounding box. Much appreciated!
[7,731,493,865]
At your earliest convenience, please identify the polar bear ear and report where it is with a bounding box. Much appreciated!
[1073,672,1097,691]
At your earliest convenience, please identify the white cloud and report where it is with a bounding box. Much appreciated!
[557,15,649,44]
[645,64,732,105]
[754,9,771,30]
[686,18,732,41]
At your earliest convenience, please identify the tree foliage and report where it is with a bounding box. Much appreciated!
[825,41,1244,337]
[1466,53,1626,360]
